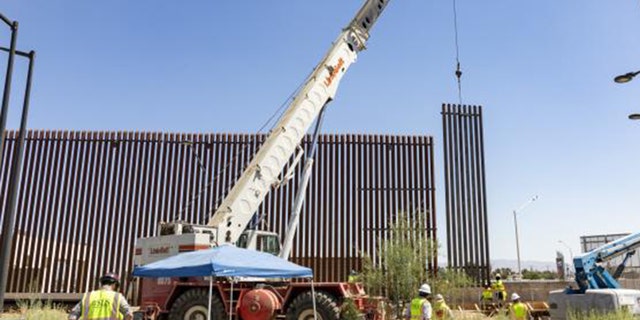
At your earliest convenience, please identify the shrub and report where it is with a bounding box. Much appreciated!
[15,299,68,320]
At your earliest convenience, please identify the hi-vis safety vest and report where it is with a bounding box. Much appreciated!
[482,288,493,300]
[492,280,506,300]
[80,290,123,320]
[410,298,428,320]
[510,302,528,320]
[432,301,451,319]
[492,280,505,292]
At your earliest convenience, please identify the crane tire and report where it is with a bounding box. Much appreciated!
[168,288,226,320]
[285,291,340,320]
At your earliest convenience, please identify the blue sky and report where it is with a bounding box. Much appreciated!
[2,1,640,265]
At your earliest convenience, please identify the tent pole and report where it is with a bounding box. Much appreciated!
[229,279,235,320]
[311,279,317,320]
[209,276,213,320]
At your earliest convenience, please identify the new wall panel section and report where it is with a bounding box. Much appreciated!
[442,104,490,284]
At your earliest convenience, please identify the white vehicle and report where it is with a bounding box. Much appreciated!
[548,289,640,319]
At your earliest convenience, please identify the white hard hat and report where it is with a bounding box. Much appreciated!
[495,273,502,279]
[419,283,431,294]
[434,294,444,301]
[511,293,520,301]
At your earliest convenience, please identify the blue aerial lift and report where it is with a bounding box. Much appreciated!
[548,232,640,319]
[572,233,640,292]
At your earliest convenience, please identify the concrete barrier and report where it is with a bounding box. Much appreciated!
[442,279,640,306]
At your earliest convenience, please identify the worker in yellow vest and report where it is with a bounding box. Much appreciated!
[509,293,530,320]
[68,273,133,320]
[491,273,507,303]
[432,294,453,319]
[480,283,493,307]
[405,283,432,320]
[348,269,360,283]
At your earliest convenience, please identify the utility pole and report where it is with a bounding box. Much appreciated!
[513,195,538,279]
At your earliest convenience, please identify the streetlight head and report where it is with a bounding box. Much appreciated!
[615,71,640,84]
[615,73,635,84]
[629,113,640,121]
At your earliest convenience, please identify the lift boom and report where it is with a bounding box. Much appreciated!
[573,232,640,291]
[208,0,391,244]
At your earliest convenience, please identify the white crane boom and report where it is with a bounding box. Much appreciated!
[208,0,391,244]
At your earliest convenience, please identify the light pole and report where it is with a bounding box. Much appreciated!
[558,240,574,279]
[513,195,538,279]
[558,240,574,262]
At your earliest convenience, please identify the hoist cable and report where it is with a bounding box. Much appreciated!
[174,70,313,223]
[452,0,463,105]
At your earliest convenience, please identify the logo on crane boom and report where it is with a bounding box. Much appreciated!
[324,58,345,87]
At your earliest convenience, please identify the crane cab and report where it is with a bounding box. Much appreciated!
[134,222,281,266]
[236,230,281,256]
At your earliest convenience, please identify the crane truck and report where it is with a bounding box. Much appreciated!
[548,232,640,319]
[133,1,391,319]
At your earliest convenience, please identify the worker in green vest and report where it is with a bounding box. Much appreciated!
[509,293,530,320]
[405,283,432,320]
[432,294,453,319]
[68,273,133,320]
[491,273,507,303]
[480,283,493,307]
[348,269,360,283]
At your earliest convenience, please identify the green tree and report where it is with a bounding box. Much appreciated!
[359,211,435,317]
[492,268,514,279]
[521,269,558,280]
[427,267,475,306]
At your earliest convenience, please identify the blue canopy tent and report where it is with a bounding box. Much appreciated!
[133,244,312,278]
[132,244,315,320]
